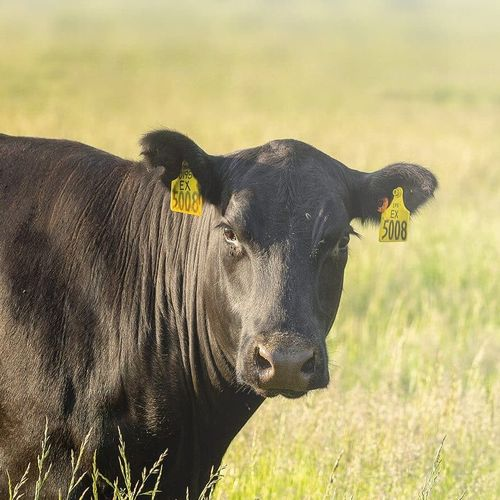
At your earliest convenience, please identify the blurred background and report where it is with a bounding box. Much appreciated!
[1,0,499,497]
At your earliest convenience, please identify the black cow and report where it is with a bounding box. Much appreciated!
[0,131,436,498]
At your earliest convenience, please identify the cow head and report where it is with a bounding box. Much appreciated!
[141,130,437,399]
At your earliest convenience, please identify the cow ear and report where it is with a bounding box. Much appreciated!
[140,129,220,204]
[349,163,438,223]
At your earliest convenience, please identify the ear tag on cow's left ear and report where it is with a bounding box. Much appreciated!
[170,160,203,216]
[379,187,410,242]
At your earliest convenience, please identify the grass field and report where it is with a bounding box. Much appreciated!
[1,0,499,498]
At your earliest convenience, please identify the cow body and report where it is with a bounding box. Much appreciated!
[0,132,436,498]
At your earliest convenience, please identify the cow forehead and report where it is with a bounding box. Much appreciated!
[225,139,349,201]
[223,151,350,243]
[229,173,345,214]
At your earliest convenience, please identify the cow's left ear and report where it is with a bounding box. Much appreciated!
[348,163,438,223]
[140,129,221,204]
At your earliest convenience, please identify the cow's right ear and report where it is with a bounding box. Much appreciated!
[140,129,221,204]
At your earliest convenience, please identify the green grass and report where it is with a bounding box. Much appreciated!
[1,0,499,497]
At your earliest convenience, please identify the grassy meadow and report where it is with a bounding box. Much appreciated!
[1,0,499,498]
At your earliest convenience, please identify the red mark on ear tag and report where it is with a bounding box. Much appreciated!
[377,197,389,213]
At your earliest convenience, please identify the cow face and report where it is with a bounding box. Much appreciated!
[141,130,437,398]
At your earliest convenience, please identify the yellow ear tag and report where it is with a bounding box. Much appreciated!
[170,161,203,216]
[378,187,410,242]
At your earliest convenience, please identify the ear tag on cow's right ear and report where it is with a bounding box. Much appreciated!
[170,161,203,216]
[378,187,410,242]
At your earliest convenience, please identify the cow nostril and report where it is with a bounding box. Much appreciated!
[255,347,272,371]
[301,354,315,375]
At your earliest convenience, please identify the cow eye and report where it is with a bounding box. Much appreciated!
[337,234,350,251]
[223,227,238,244]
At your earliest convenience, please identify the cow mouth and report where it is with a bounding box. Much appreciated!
[256,388,308,399]
[280,389,307,399]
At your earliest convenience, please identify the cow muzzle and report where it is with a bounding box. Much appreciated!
[246,339,329,398]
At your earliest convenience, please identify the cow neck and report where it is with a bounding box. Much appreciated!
[103,166,178,398]
[112,167,262,434]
